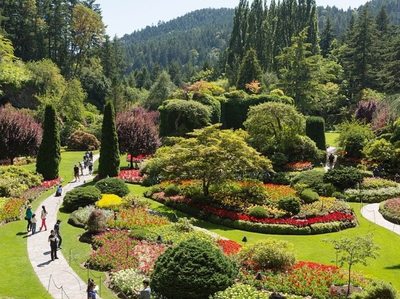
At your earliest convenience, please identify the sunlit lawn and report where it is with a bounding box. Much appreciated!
[325,131,340,148]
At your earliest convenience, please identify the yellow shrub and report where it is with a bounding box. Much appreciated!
[96,194,123,209]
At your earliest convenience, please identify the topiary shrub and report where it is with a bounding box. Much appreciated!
[63,186,101,212]
[350,280,397,299]
[164,184,180,197]
[67,130,100,151]
[239,239,296,272]
[306,116,326,150]
[248,206,268,218]
[278,197,301,215]
[95,177,129,197]
[87,209,107,233]
[300,188,320,204]
[323,167,364,191]
[151,237,238,299]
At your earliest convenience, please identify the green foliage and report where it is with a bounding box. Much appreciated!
[379,199,400,224]
[63,186,101,213]
[212,284,269,299]
[66,130,100,151]
[151,238,238,299]
[36,105,61,180]
[98,102,120,178]
[363,139,397,168]
[145,125,272,196]
[192,93,221,123]
[164,184,180,197]
[306,116,326,150]
[324,167,364,191]
[0,166,42,197]
[282,134,320,163]
[236,48,262,90]
[350,280,398,299]
[68,205,113,228]
[338,121,374,158]
[248,206,268,218]
[145,71,175,110]
[278,197,301,215]
[239,239,296,272]
[95,178,129,197]
[159,99,211,137]
[291,169,336,196]
[345,187,400,203]
[300,189,320,204]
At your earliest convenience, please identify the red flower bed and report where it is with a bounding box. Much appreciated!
[285,161,313,171]
[133,241,167,275]
[217,239,242,255]
[118,169,143,183]
[126,154,149,163]
[40,178,61,189]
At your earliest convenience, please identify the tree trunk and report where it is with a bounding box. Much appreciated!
[10,157,14,165]
[202,180,209,197]
[347,265,352,297]
[130,154,133,169]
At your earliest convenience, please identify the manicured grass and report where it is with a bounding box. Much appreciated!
[325,131,340,148]
[129,185,400,290]
[0,151,86,299]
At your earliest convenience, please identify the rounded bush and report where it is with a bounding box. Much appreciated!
[67,130,100,151]
[278,197,301,215]
[306,116,326,150]
[63,186,101,212]
[151,237,238,299]
[248,206,268,218]
[164,184,180,197]
[350,280,397,299]
[96,194,123,209]
[239,239,296,272]
[87,209,107,233]
[300,188,320,204]
[212,284,269,299]
[323,167,364,190]
[379,198,400,224]
[95,177,129,197]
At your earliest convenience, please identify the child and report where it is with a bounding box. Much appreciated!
[31,214,37,234]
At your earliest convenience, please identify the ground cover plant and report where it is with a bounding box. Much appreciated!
[379,198,400,224]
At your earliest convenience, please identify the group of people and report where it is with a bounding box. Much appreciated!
[25,205,48,234]
[74,151,94,182]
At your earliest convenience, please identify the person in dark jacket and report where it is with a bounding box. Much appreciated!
[54,220,62,249]
[48,230,58,261]
[25,205,33,232]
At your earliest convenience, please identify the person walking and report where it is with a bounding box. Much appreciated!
[138,279,151,299]
[48,230,58,261]
[88,160,93,175]
[39,206,48,231]
[87,278,98,299]
[25,205,33,232]
[74,165,80,182]
[31,214,37,234]
[79,161,84,176]
[54,220,62,249]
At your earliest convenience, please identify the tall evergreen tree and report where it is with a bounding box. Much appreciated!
[98,101,120,178]
[36,105,61,180]
[381,34,400,92]
[145,71,175,110]
[376,6,389,34]
[236,48,262,90]
[320,17,334,57]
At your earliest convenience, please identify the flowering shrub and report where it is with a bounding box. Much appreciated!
[212,284,269,299]
[0,166,42,197]
[345,187,400,203]
[152,224,213,245]
[111,268,147,296]
[217,239,242,256]
[96,194,123,209]
[0,198,26,223]
[108,208,169,230]
[298,198,352,218]
[379,198,400,224]
[285,161,313,171]
[118,169,143,183]
[40,178,61,189]
[133,241,166,275]
[361,177,397,190]
[69,205,114,227]
[264,184,297,202]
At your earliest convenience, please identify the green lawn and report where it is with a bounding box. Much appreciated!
[0,151,86,299]
[325,132,340,148]
[128,185,400,291]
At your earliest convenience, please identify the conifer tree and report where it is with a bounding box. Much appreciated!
[320,17,334,57]
[98,101,120,178]
[236,48,262,91]
[36,105,61,180]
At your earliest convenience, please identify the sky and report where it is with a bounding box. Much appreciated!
[96,0,369,37]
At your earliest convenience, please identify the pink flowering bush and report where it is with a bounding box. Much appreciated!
[118,169,143,183]
[133,241,166,275]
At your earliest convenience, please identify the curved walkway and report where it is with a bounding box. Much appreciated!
[361,203,400,236]
[27,155,99,299]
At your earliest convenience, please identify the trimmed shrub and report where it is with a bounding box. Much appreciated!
[379,198,400,224]
[87,209,107,233]
[67,130,100,151]
[300,189,320,204]
[345,187,400,203]
[324,167,364,190]
[239,239,296,272]
[164,184,180,197]
[350,280,397,299]
[338,121,373,158]
[192,93,221,123]
[36,105,61,180]
[282,135,320,163]
[68,205,113,228]
[212,284,269,299]
[306,116,326,150]
[95,177,129,197]
[248,206,268,218]
[111,269,147,297]
[63,186,101,212]
[151,238,238,299]
[278,197,301,215]
[361,177,398,190]
[96,194,123,209]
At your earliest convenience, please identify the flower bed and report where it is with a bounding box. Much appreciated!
[264,184,297,202]
[285,161,313,171]
[0,198,26,223]
[118,169,143,183]
[40,178,61,189]
[217,239,242,256]
[379,198,400,224]
[108,207,169,230]
[345,186,400,203]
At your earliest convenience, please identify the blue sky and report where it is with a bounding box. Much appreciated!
[96,0,368,37]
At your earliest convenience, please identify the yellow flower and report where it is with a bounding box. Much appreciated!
[96,194,123,209]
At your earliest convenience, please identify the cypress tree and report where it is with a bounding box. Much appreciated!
[306,116,326,150]
[236,48,262,90]
[98,101,120,178]
[36,105,61,180]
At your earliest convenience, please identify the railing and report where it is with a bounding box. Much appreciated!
[47,274,71,299]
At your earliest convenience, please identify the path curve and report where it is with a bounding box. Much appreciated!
[28,155,99,299]
[361,203,400,236]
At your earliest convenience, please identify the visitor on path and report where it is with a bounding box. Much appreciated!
[79,161,84,176]
[55,185,63,197]
[74,165,80,182]
[48,230,58,261]
[89,151,93,161]
[54,220,62,249]
[88,161,93,175]
[138,279,151,299]
[25,205,33,232]
[87,278,98,299]
[31,214,37,234]
[39,206,48,231]
[328,153,335,170]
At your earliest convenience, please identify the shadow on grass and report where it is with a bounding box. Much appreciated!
[385,264,400,270]
[16,232,28,236]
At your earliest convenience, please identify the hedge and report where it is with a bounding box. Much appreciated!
[344,187,400,203]
[306,116,326,150]
[379,201,400,224]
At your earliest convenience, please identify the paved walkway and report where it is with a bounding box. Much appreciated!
[27,155,99,299]
[361,203,400,236]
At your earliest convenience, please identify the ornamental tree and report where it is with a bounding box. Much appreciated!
[0,105,42,164]
[116,107,160,168]
[98,101,120,178]
[36,105,61,180]
[144,124,272,196]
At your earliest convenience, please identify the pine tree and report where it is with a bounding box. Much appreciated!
[146,71,174,110]
[236,48,262,90]
[36,105,61,180]
[376,6,389,34]
[320,17,334,57]
[381,34,400,92]
[98,101,120,178]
